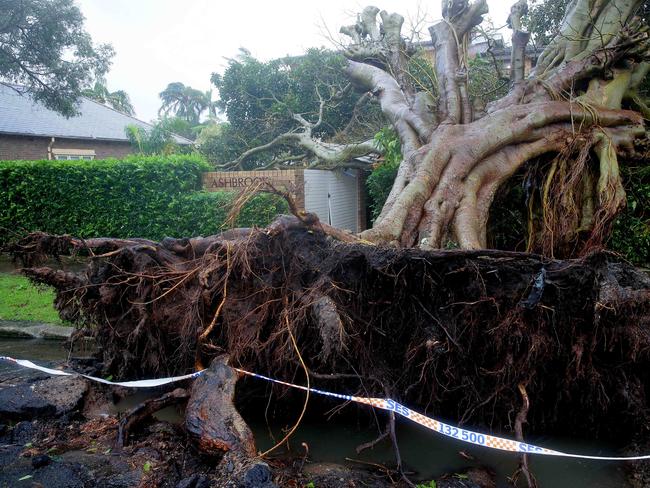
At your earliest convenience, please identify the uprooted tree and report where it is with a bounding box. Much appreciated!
[359,0,647,252]
[7,0,650,484]
[218,0,649,257]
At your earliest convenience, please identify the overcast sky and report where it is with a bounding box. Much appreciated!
[76,0,513,122]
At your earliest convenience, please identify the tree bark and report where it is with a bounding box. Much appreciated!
[185,358,257,458]
[336,0,649,252]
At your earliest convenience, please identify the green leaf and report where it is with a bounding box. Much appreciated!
[415,481,436,488]
[143,461,152,473]
[0,156,284,246]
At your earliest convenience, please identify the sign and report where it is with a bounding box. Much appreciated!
[202,170,302,192]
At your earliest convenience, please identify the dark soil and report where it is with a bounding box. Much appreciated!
[7,217,650,485]
[12,220,650,438]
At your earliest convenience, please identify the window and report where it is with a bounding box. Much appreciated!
[52,148,95,160]
[54,154,94,160]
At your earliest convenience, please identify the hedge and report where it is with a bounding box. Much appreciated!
[0,155,287,243]
[166,191,289,237]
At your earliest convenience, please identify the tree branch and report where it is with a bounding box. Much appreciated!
[508,0,531,85]
[220,125,382,170]
[488,16,650,113]
[533,0,642,77]
[221,132,300,170]
[429,0,488,124]
[346,60,429,153]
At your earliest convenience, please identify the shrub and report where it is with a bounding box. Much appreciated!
[609,166,650,267]
[367,128,401,221]
[0,155,287,243]
[167,192,288,237]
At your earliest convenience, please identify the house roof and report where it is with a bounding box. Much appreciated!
[0,83,192,145]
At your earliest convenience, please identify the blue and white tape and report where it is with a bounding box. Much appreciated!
[1,356,649,462]
[0,357,203,387]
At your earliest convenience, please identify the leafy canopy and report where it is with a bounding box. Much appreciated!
[0,0,114,117]
[204,48,362,167]
[125,122,190,156]
[524,0,571,46]
[82,78,135,115]
[159,82,213,125]
[195,122,242,163]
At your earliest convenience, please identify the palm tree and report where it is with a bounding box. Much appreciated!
[82,79,135,115]
[158,82,209,125]
[204,89,217,120]
[107,90,135,115]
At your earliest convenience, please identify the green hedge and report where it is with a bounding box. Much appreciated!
[0,155,287,243]
[167,192,288,237]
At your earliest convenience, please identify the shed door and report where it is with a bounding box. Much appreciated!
[304,170,359,233]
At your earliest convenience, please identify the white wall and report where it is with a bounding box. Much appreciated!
[304,169,360,233]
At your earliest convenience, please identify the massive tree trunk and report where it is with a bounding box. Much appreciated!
[341,0,648,253]
[215,0,647,255]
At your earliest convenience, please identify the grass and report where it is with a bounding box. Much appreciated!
[0,273,63,324]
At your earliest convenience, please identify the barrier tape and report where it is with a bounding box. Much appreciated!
[2,355,649,462]
[0,357,203,387]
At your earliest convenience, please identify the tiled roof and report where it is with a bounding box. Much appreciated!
[0,83,192,145]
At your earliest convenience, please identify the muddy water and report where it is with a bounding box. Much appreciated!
[0,338,631,487]
[0,253,88,274]
[252,421,630,487]
[0,338,69,363]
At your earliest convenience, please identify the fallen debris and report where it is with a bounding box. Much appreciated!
[185,358,256,458]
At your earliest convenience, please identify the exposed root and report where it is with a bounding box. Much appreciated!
[115,388,189,450]
[11,223,650,448]
[356,428,389,454]
[259,309,310,458]
[185,357,257,457]
[523,123,646,258]
[511,382,537,488]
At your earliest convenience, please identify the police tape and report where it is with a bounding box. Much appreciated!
[0,357,204,387]
[2,355,649,462]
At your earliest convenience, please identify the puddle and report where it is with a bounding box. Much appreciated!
[0,252,88,274]
[0,338,632,487]
[250,419,629,487]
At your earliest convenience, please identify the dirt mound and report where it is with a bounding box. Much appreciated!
[11,218,650,443]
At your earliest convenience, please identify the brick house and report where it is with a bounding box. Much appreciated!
[0,84,192,160]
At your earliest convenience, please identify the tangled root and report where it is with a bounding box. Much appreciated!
[10,218,650,441]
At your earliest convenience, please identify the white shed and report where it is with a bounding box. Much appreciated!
[303,169,363,233]
[202,168,367,233]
